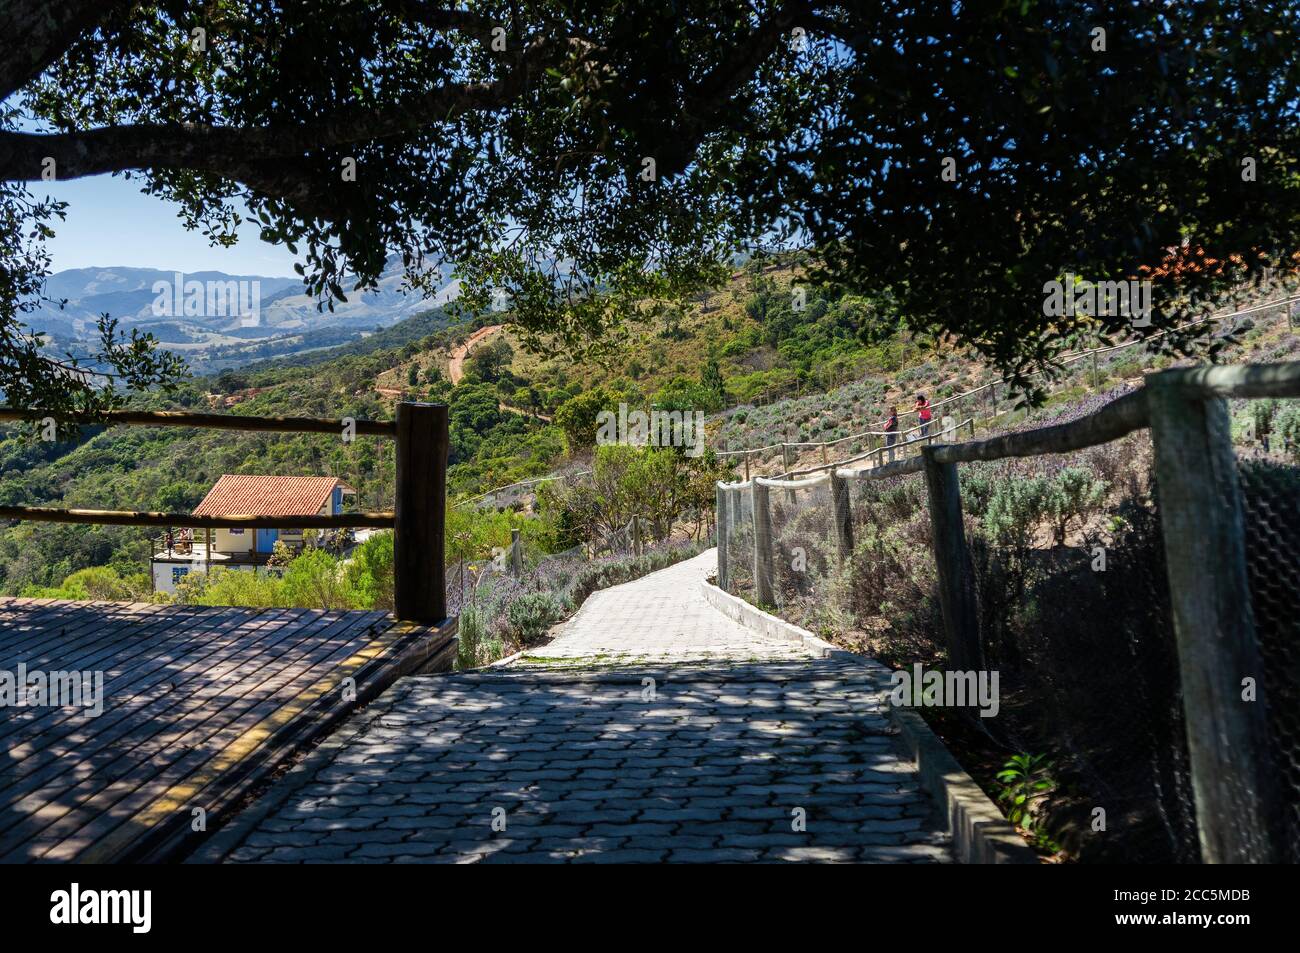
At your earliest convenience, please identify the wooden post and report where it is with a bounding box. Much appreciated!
[1147,378,1279,863]
[632,515,643,556]
[830,472,853,561]
[205,526,212,577]
[716,484,729,591]
[394,402,449,624]
[820,442,829,467]
[921,447,982,672]
[1091,347,1101,388]
[781,443,796,504]
[743,451,751,483]
[510,527,523,577]
[751,479,775,606]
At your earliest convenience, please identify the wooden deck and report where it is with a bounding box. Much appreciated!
[0,598,456,863]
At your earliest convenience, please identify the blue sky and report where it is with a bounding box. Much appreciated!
[31,173,304,277]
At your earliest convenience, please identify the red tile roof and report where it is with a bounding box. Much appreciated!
[192,475,355,517]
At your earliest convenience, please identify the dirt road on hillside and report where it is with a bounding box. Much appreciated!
[445,323,552,421]
[448,324,503,384]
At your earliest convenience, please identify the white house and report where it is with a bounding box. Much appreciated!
[151,474,356,594]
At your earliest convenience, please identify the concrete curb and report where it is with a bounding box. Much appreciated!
[698,578,844,658]
[700,578,1039,865]
[890,707,1038,864]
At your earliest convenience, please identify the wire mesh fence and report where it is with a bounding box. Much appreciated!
[961,435,1198,862]
[715,365,1300,863]
[1230,397,1300,864]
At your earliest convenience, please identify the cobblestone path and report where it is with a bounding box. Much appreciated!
[214,551,952,863]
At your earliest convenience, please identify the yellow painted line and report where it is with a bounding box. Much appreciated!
[75,619,438,863]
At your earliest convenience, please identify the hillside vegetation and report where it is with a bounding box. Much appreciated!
[1,254,1294,596]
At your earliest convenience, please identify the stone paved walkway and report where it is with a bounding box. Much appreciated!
[526,550,821,663]
[214,550,952,863]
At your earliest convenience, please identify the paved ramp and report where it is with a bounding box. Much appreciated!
[211,552,952,863]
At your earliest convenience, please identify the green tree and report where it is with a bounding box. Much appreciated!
[2,1,1295,411]
[280,548,353,610]
[345,531,395,611]
[555,386,613,455]
[448,382,505,463]
[465,337,514,384]
[699,349,726,409]
[653,377,720,415]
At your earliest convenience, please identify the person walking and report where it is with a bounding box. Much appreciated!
[883,406,899,462]
[915,393,933,438]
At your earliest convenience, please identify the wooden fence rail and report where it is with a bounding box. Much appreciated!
[0,407,397,436]
[0,403,448,624]
[717,291,1300,464]
[717,359,1300,863]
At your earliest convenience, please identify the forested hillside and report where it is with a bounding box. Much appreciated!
[4,253,1287,596]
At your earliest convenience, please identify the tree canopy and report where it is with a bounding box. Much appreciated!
[2,0,1297,410]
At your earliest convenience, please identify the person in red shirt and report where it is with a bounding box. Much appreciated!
[915,393,933,437]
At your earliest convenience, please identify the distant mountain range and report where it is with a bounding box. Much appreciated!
[29,257,461,373]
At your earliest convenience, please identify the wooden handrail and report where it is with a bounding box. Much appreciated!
[0,401,447,624]
[0,407,397,437]
[714,290,1300,460]
[932,390,1150,464]
[739,358,1299,489]
[0,506,394,529]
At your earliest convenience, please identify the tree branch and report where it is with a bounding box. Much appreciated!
[653,0,811,178]
[0,0,132,100]
[0,35,579,184]
[378,1,494,36]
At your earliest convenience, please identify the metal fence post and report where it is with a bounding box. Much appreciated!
[394,402,448,623]
[921,447,982,672]
[752,479,775,606]
[1147,374,1279,863]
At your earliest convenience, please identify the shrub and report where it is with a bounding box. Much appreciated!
[178,566,282,607]
[959,468,996,518]
[1275,400,1300,462]
[280,548,354,610]
[455,606,503,670]
[1043,467,1109,544]
[984,476,1050,556]
[854,520,940,655]
[505,591,564,643]
[20,565,152,601]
